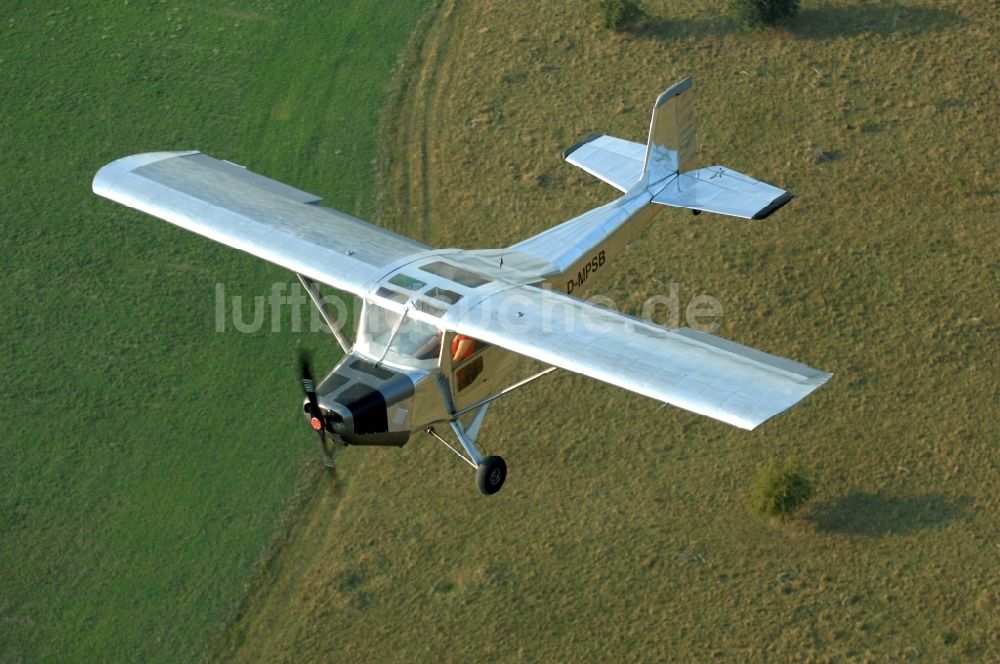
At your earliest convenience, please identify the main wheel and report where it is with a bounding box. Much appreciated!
[477,455,507,495]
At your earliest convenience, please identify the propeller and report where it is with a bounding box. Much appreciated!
[299,351,334,469]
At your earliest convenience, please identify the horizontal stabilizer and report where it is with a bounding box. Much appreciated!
[563,134,646,192]
[652,166,793,220]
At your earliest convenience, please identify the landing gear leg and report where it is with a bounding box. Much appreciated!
[438,404,507,495]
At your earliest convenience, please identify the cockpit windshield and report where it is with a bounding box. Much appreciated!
[357,302,442,367]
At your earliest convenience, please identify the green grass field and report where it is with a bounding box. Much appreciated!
[4,0,999,661]
[0,2,428,661]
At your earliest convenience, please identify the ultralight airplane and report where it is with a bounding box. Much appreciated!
[93,77,831,495]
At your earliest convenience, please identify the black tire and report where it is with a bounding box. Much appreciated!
[477,455,507,495]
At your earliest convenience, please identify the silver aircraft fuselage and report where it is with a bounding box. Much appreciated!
[308,188,659,447]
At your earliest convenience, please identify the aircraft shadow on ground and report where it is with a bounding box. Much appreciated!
[630,4,962,41]
[809,492,970,537]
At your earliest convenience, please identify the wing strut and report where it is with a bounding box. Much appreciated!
[296,274,352,354]
[453,366,558,418]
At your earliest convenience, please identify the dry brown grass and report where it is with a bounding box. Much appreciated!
[216,1,1000,661]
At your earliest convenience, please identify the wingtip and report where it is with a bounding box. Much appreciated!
[562,132,603,160]
[93,151,201,196]
[752,191,795,220]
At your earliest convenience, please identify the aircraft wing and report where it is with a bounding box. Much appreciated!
[451,285,830,430]
[93,152,429,295]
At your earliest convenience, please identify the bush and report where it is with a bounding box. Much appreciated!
[731,0,800,27]
[750,459,814,519]
[595,0,643,31]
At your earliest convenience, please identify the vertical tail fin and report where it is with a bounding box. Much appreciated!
[641,76,697,185]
